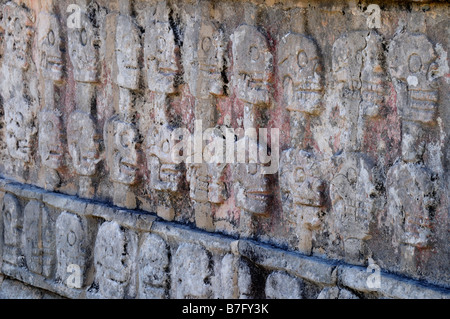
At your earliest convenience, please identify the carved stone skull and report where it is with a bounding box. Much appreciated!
[68,111,101,176]
[1,193,23,267]
[68,12,100,83]
[232,25,273,106]
[37,12,64,82]
[278,33,324,115]
[387,163,436,248]
[145,21,180,94]
[56,212,89,287]
[5,96,37,163]
[280,150,326,210]
[332,30,386,117]
[2,2,34,70]
[234,137,274,215]
[38,110,64,170]
[116,15,140,90]
[104,117,139,185]
[146,123,184,193]
[196,21,225,98]
[94,221,131,299]
[388,32,439,125]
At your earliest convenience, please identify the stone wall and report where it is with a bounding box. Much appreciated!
[0,0,449,299]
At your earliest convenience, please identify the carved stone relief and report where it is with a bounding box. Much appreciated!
[23,200,55,278]
[330,153,379,264]
[1,193,23,268]
[172,243,211,299]
[138,233,169,299]
[56,212,91,288]
[94,221,134,299]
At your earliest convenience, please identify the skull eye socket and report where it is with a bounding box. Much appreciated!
[297,51,308,69]
[408,53,423,74]
[201,37,212,52]
[249,45,260,62]
[248,163,258,175]
[80,28,87,46]
[48,30,55,46]
[294,168,306,183]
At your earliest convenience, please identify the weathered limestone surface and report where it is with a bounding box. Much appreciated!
[0,0,449,299]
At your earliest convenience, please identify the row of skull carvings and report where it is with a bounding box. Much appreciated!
[0,192,309,299]
[0,2,442,262]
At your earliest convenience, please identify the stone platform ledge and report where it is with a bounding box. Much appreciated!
[0,177,449,299]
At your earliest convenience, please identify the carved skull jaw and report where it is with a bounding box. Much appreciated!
[116,16,140,90]
[68,14,100,83]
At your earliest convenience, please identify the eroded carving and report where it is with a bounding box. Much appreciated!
[23,200,55,278]
[38,110,64,171]
[332,30,387,151]
[116,15,141,90]
[265,271,303,299]
[278,33,324,116]
[280,150,326,255]
[56,212,90,288]
[386,162,437,272]
[67,111,101,177]
[68,9,100,83]
[138,233,169,299]
[172,243,211,299]
[1,193,23,268]
[94,221,134,299]
[37,12,64,82]
[330,153,379,264]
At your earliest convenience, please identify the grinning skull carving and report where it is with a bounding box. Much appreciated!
[38,110,64,170]
[234,137,275,215]
[68,11,100,83]
[232,25,273,106]
[280,150,326,210]
[1,193,23,267]
[2,2,34,70]
[94,221,132,299]
[332,31,386,117]
[68,111,101,176]
[37,12,64,82]
[146,123,184,193]
[116,15,141,90]
[388,32,439,125]
[278,33,324,115]
[145,21,180,94]
[5,96,37,163]
[386,163,436,249]
[104,117,139,185]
